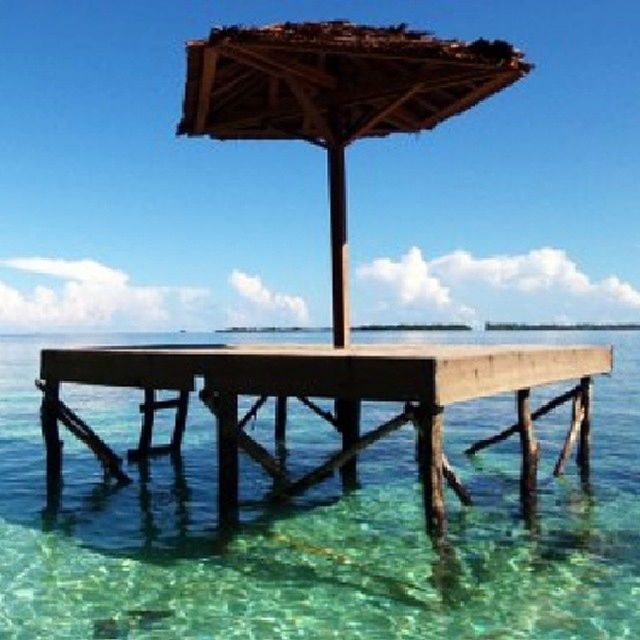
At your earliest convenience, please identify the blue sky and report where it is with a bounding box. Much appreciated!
[1,1,639,330]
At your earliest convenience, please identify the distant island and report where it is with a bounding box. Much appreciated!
[216,323,473,333]
[486,322,640,331]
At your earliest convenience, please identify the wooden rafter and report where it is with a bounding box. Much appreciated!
[420,71,521,130]
[220,44,336,89]
[286,76,336,145]
[194,49,218,133]
[209,70,499,133]
[346,82,425,143]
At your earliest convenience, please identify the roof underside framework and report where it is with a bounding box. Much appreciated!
[178,21,532,147]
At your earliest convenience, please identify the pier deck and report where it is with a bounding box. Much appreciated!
[39,343,612,537]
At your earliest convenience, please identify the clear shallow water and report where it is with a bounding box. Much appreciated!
[0,330,638,639]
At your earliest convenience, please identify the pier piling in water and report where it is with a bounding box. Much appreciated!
[38,344,610,541]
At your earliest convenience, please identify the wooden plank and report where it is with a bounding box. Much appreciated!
[416,403,445,538]
[216,392,239,528]
[553,393,583,477]
[465,385,579,455]
[194,49,218,133]
[127,444,173,461]
[337,398,361,490]
[39,345,609,404]
[138,398,181,412]
[286,77,336,144]
[328,144,350,348]
[435,347,612,405]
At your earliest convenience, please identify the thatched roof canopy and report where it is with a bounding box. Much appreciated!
[178,21,531,146]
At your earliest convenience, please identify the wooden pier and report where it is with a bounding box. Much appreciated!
[39,343,612,537]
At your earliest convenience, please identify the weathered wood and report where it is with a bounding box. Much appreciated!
[577,376,592,478]
[137,388,155,454]
[40,345,610,404]
[415,403,445,538]
[36,380,130,484]
[280,408,412,498]
[517,389,538,512]
[237,395,268,431]
[465,385,579,455]
[328,144,350,348]
[138,398,182,412]
[195,49,218,133]
[553,393,583,477]
[237,431,286,482]
[216,392,239,527]
[275,396,287,450]
[127,444,174,461]
[337,398,361,490]
[171,390,190,451]
[40,379,62,488]
[297,396,339,429]
[442,454,473,506]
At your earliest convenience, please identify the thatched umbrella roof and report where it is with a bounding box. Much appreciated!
[178,21,531,345]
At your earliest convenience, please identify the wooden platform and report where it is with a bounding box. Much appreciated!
[40,343,612,404]
[38,343,613,538]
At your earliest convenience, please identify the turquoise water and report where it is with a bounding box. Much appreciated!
[0,331,638,639]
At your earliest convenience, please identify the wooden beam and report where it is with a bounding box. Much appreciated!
[328,143,350,348]
[137,388,155,454]
[194,49,218,133]
[237,430,286,482]
[216,392,239,528]
[171,390,190,451]
[465,385,579,455]
[207,71,496,132]
[40,379,62,489]
[442,454,473,506]
[553,393,583,477]
[237,395,268,431]
[286,76,336,145]
[346,83,425,143]
[220,44,336,89]
[275,396,287,450]
[337,398,360,490]
[279,408,413,498]
[416,403,445,538]
[517,389,538,514]
[419,71,521,130]
[297,396,339,429]
[577,376,592,478]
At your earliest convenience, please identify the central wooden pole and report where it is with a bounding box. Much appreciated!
[328,144,350,348]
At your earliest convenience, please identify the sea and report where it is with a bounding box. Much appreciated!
[0,330,638,639]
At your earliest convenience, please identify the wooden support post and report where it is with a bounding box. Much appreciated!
[275,396,287,453]
[517,389,538,519]
[171,390,190,453]
[138,388,155,455]
[577,376,592,479]
[336,398,360,491]
[41,380,62,491]
[415,403,445,539]
[216,392,239,528]
[328,143,350,348]
[553,391,582,477]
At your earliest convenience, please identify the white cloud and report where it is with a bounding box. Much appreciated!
[229,269,309,324]
[357,246,640,323]
[0,257,212,330]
